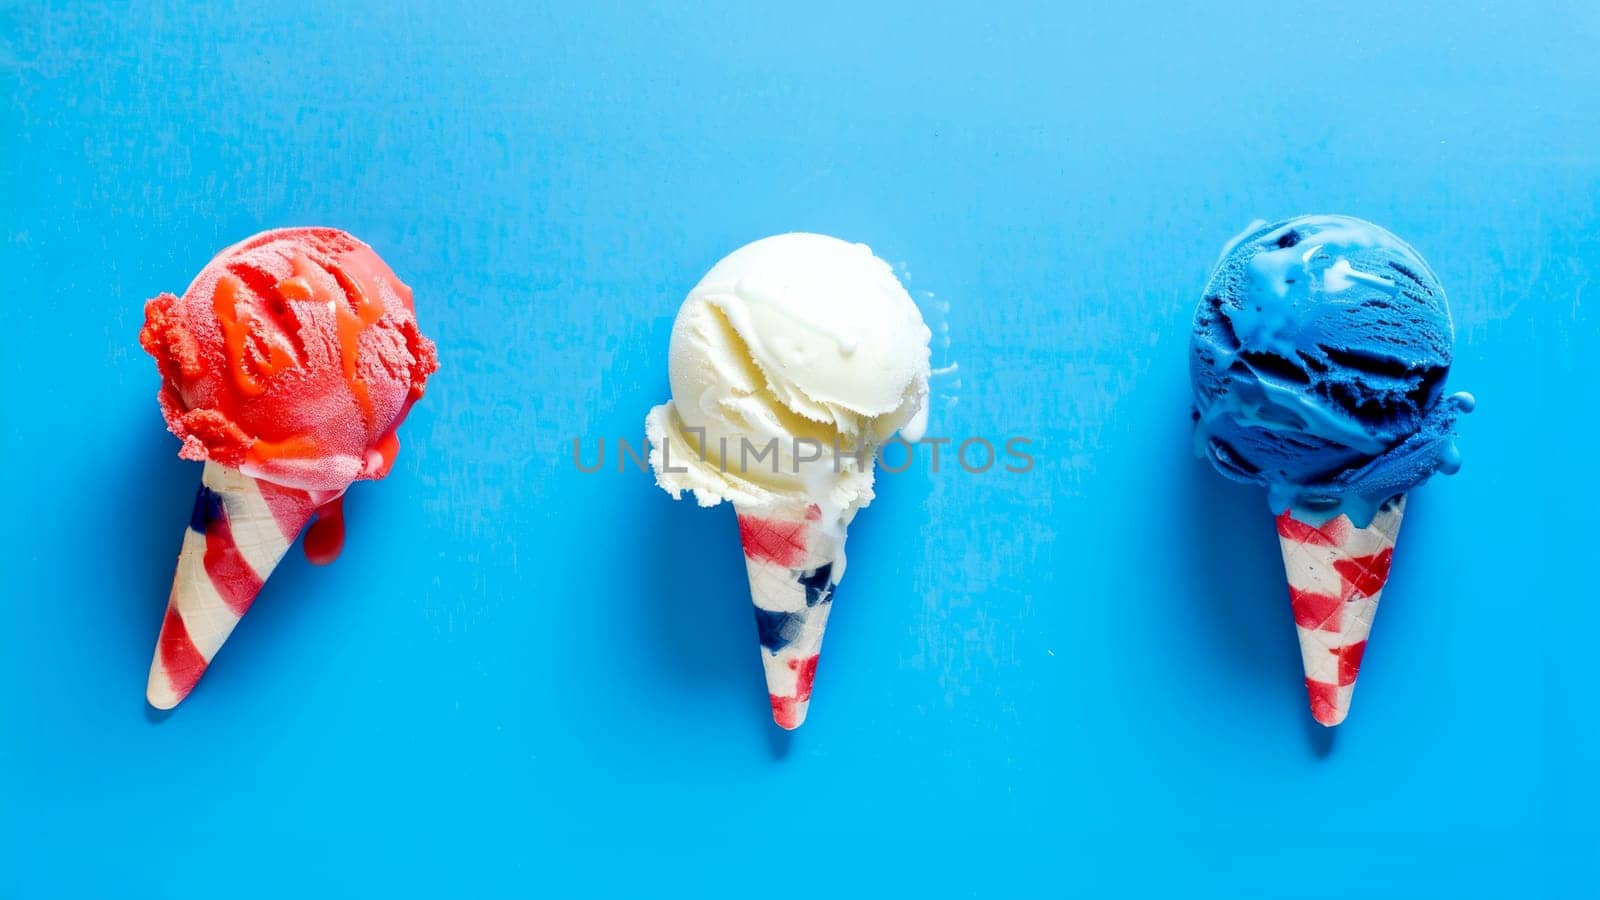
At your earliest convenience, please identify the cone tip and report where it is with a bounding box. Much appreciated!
[146,678,183,711]
[1306,681,1348,726]
[770,694,808,730]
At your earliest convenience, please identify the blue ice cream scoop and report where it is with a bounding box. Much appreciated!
[1190,214,1474,527]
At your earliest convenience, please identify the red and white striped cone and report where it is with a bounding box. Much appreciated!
[734,502,843,730]
[1276,496,1405,726]
[147,462,333,709]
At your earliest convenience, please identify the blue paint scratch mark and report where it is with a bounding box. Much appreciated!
[799,564,833,607]
[189,485,224,534]
[753,607,804,653]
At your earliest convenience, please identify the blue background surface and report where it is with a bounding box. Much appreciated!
[3,1,1596,896]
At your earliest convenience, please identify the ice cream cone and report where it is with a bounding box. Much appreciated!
[147,462,329,709]
[734,502,843,730]
[1276,495,1406,726]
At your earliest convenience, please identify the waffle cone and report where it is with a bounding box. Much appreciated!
[734,502,843,730]
[1276,496,1406,726]
[147,462,322,709]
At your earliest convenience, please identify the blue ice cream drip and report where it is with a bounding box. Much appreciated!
[1190,215,1474,527]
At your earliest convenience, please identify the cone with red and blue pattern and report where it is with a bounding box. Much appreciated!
[735,503,843,730]
[146,462,336,709]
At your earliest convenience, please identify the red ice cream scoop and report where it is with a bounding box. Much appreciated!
[140,227,438,492]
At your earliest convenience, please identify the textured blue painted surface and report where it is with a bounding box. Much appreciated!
[2,1,1595,895]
